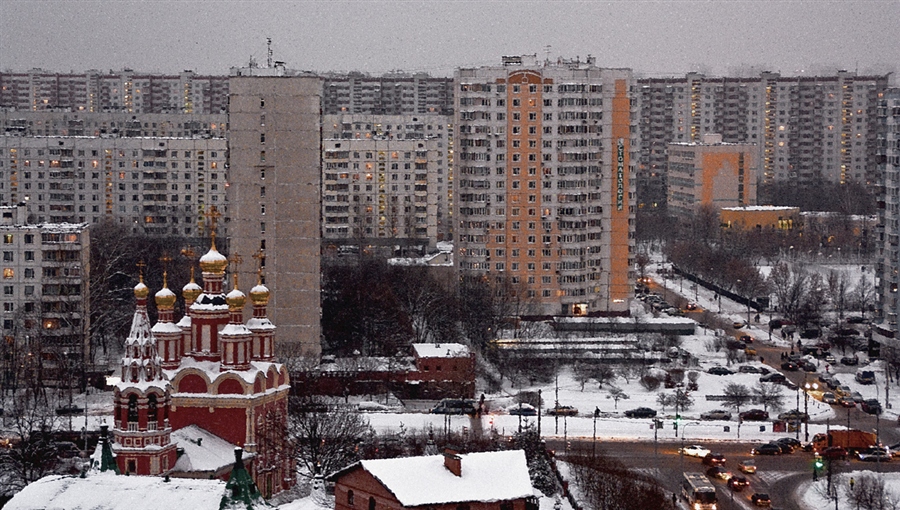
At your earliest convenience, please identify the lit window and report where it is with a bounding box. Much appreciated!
[2,268,12,279]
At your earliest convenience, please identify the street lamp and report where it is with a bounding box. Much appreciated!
[804,381,819,442]
[592,407,600,458]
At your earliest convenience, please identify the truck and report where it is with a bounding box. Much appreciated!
[811,430,878,454]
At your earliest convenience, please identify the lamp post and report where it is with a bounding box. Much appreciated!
[592,407,599,458]
[804,381,818,442]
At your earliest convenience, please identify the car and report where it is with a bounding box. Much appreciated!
[430,398,478,415]
[624,407,657,418]
[55,405,84,416]
[836,385,852,397]
[751,493,772,507]
[862,399,883,415]
[738,365,761,374]
[783,380,800,391]
[728,475,750,491]
[857,447,891,462]
[752,443,781,456]
[739,460,757,474]
[547,405,578,416]
[506,403,538,416]
[777,409,809,422]
[822,392,838,405]
[759,373,786,384]
[740,335,754,343]
[708,366,733,375]
[776,437,802,451]
[702,452,727,466]
[851,391,865,403]
[837,397,856,408]
[745,347,758,356]
[780,361,799,371]
[799,361,818,372]
[822,446,848,461]
[680,445,712,458]
[733,322,745,329]
[700,409,732,421]
[825,354,837,364]
[686,301,699,311]
[847,316,868,324]
[856,370,876,385]
[357,401,392,413]
[740,409,769,421]
[706,466,732,480]
[842,356,860,366]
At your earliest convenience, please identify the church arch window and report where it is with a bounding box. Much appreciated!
[147,394,158,424]
[368,497,376,510]
[347,490,354,506]
[127,394,139,424]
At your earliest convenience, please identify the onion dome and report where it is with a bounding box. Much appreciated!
[226,274,246,310]
[155,272,177,309]
[249,283,270,306]
[134,275,149,300]
[200,245,228,274]
[182,268,202,303]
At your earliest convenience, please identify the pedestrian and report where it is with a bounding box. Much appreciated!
[759,356,764,364]
[672,492,677,507]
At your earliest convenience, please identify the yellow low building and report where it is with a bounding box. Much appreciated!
[720,206,800,231]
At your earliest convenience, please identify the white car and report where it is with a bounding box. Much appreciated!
[679,444,712,458]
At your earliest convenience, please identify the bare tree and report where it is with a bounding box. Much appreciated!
[287,396,372,479]
[0,389,65,494]
[606,387,629,410]
[753,382,785,413]
[656,392,674,413]
[828,270,851,325]
[722,383,753,415]
[853,274,876,319]
[846,473,900,510]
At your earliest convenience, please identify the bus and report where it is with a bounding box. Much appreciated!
[681,472,717,510]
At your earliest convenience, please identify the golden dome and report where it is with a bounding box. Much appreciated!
[134,280,150,300]
[249,284,270,306]
[226,274,245,310]
[155,272,176,309]
[199,234,227,274]
[182,267,202,303]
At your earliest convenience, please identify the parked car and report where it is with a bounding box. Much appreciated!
[824,354,837,364]
[733,322,745,329]
[547,405,578,416]
[759,373,786,384]
[739,459,757,473]
[856,371,876,385]
[738,366,761,374]
[702,452,727,466]
[776,437,802,451]
[357,401,392,413]
[752,443,781,455]
[777,409,809,422]
[55,405,84,416]
[847,316,868,324]
[851,391,865,403]
[740,409,769,421]
[700,409,732,421]
[728,475,750,491]
[506,403,538,416]
[708,366,734,375]
[751,493,772,507]
[841,356,859,366]
[624,407,657,418]
[780,362,799,371]
[744,347,758,356]
[706,466,732,480]
[680,445,712,458]
[430,398,477,415]
[799,361,818,372]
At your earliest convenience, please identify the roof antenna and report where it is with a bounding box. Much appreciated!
[267,37,273,68]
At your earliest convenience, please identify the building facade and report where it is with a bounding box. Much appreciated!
[454,56,636,316]
[226,73,323,356]
[321,72,453,115]
[322,114,452,254]
[0,205,89,390]
[636,71,890,210]
[667,133,758,222]
[876,88,900,338]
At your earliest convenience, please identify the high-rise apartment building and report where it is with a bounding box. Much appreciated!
[321,72,453,115]
[875,88,900,341]
[0,204,89,389]
[454,56,636,316]
[0,69,229,114]
[226,72,323,356]
[322,114,452,254]
[667,133,757,223]
[636,72,889,210]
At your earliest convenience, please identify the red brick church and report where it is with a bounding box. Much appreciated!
[110,230,292,497]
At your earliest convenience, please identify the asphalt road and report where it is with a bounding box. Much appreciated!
[548,437,900,510]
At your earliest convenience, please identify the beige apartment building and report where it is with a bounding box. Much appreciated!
[226,72,323,356]
[454,56,636,316]
[667,133,758,223]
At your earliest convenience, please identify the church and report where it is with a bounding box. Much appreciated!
[110,227,292,497]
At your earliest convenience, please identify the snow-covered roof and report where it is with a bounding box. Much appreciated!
[172,425,252,474]
[720,205,799,212]
[353,450,532,506]
[412,343,470,359]
[4,471,226,510]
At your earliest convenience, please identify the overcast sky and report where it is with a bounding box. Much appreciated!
[1,0,898,79]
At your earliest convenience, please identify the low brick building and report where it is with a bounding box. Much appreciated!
[329,449,537,510]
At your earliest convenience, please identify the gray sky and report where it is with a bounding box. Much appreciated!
[1,0,898,78]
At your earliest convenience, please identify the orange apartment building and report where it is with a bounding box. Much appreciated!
[667,133,758,225]
[720,205,799,231]
[454,56,636,317]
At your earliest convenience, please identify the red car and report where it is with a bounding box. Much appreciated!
[740,409,769,421]
[821,447,848,461]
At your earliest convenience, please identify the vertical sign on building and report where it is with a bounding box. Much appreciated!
[616,139,625,211]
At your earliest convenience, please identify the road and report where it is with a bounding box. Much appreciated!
[548,438,900,510]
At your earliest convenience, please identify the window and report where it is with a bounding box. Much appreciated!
[2,269,11,279]
[3,303,12,312]
[24,268,33,278]
[2,252,11,262]
[347,490,355,506]
[2,235,11,244]
[369,497,376,510]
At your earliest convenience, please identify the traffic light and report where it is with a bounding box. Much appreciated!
[674,414,681,431]
[813,456,824,480]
